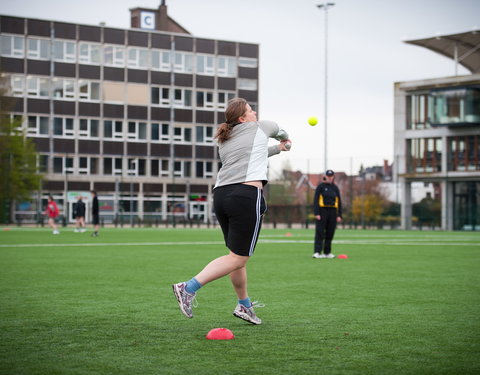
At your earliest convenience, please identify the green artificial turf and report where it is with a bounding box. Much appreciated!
[0,227,479,375]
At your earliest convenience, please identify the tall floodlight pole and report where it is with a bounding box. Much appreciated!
[317,2,334,171]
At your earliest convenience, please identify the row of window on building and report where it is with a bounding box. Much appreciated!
[7,75,246,104]
[16,195,201,223]
[1,34,257,74]
[38,155,215,179]
[408,135,480,172]
[406,88,480,129]
[21,115,214,142]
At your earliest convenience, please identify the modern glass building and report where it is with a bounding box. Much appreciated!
[0,2,259,225]
[394,30,480,230]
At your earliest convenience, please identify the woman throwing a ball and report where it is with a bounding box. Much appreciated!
[173,97,291,324]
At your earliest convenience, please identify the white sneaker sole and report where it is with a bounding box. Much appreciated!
[233,311,262,325]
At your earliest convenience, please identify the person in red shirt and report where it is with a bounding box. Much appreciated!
[44,195,60,234]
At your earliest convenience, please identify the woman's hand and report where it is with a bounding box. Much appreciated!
[279,139,292,151]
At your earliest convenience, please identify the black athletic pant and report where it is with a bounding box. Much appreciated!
[314,207,338,254]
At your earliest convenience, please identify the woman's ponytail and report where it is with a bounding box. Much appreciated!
[214,98,248,143]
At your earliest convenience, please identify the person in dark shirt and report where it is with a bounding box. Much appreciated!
[74,196,86,233]
[312,170,343,258]
[90,191,100,237]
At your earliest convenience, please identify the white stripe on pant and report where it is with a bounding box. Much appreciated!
[249,188,262,256]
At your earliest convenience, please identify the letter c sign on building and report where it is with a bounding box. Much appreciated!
[140,11,156,30]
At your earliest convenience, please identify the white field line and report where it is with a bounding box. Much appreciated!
[3,228,478,242]
[262,237,478,243]
[0,239,479,248]
[263,239,479,246]
[0,241,224,248]
[4,227,478,239]
[261,234,480,241]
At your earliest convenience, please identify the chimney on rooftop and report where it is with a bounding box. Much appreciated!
[130,0,190,34]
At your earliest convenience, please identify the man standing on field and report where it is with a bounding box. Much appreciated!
[312,170,342,259]
[90,191,100,237]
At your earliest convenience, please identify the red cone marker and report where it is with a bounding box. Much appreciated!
[338,254,348,259]
[206,328,235,340]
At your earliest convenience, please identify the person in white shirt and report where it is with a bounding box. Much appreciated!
[172,97,291,324]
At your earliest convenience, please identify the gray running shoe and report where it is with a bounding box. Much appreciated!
[233,302,264,325]
[312,252,325,258]
[172,282,197,318]
[324,253,335,259]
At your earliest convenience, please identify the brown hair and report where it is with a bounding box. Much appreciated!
[214,97,248,143]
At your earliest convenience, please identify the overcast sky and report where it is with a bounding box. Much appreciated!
[1,0,479,177]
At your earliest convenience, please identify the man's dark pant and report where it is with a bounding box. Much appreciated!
[314,208,338,254]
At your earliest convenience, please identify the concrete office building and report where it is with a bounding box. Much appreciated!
[394,30,480,230]
[0,1,259,224]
